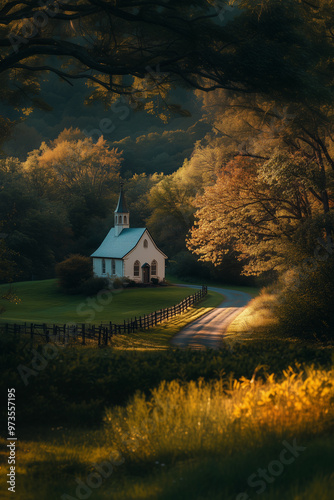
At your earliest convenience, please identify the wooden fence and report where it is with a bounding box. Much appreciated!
[0,286,208,346]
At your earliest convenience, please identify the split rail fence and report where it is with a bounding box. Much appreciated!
[1,286,208,346]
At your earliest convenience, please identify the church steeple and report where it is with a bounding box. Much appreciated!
[114,182,130,236]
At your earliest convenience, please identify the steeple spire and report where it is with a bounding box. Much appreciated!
[114,182,130,236]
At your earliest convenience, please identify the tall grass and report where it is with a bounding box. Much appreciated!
[1,365,333,500]
[227,258,334,343]
[103,366,334,464]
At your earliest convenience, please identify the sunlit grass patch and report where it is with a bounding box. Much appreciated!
[1,365,333,500]
[103,366,334,464]
[225,289,282,345]
[107,291,223,350]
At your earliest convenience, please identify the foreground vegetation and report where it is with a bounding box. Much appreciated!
[0,278,332,500]
[0,338,333,500]
[226,258,334,345]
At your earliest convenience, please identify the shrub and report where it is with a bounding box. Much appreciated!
[79,276,110,296]
[55,254,93,293]
[274,256,334,340]
[112,277,124,289]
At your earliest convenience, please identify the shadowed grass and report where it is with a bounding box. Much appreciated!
[165,273,260,297]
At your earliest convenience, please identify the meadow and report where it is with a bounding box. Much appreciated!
[0,279,333,500]
[0,279,210,324]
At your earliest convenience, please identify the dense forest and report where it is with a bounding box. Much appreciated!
[0,114,249,284]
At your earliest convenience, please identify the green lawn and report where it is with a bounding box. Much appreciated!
[165,273,260,297]
[0,279,201,325]
[108,289,223,350]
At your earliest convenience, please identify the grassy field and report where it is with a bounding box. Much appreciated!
[165,273,260,297]
[1,278,332,500]
[0,279,209,324]
[105,290,223,350]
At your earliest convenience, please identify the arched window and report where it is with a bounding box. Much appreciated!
[112,259,116,275]
[143,239,148,248]
[119,215,122,224]
[134,260,140,277]
[124,215,127,224]
[151,260,157,276]
[102,258,106,274]
[115,215,118,224]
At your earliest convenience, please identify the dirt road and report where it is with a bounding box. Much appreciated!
[171,285,252,350]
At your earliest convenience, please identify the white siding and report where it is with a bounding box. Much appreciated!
[123,230,166,282]
[93,258,123,278]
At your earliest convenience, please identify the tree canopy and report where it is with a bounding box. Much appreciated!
[1,0,334,114]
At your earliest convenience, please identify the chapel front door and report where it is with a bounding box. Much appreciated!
[142,265,150,284]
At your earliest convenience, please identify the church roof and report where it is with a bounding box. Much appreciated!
[114,187,128,213]
[91,228,146,259]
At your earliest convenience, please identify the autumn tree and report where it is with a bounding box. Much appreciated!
[25,133,122,198]
[187,153,331,275]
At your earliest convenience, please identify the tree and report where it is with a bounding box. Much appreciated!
[124,173,162,228]
[25,134,122,198]
[0,222,20,314]
[187,153,331,275]
[1,0,333,117]
[0,236,18,283]
[0,156,74,280]
[0,115,15,152]
[146,172,199,256]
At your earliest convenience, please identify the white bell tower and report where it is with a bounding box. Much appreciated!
[114,182,130,236]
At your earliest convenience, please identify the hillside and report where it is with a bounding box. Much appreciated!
[1,77,210,175]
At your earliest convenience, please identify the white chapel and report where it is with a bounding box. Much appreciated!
[91,184,167,283]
